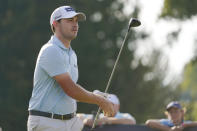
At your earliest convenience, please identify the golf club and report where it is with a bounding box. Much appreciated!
[91,18,141,130]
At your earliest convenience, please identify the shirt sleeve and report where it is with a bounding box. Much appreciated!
[38,45,68,77]
[160,119,174,127]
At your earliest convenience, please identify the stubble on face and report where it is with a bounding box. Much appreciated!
[59,18,79,41]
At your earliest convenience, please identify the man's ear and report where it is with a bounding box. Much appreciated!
[164,111,168,116]
[53,21,57,27]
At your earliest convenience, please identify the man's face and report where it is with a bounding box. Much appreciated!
[56,16,79,40]
[167,107,184,125]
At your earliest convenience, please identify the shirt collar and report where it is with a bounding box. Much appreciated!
[49,35,71,51]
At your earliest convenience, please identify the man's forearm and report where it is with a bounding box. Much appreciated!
[54,73,116,117]
[54,73,104,105]
[183,122,197,128]
[70,83,104,105]
[146,120,171,131]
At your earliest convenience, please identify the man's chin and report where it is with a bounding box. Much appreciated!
[71,35,77,40]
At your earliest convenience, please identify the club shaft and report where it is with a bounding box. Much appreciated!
[91,107,101,130]
[91,30,130,129]
[104,31,129,93]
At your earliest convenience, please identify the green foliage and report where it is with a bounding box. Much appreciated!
[160,0,197,121]
[181,63,197,100]
[183,101,197,121]
[161,0,197,19]
[179,62,197,121]
[0,0,180,130]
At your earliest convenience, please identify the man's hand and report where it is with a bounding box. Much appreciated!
[96,94,116,117]
[93,90,116,117]
[170,125,184,131]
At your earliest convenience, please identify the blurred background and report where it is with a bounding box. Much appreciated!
[0,0,197,130]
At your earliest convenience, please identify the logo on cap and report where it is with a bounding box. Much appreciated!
[65,7,75,12]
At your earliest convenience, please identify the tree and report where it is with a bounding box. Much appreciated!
[179,62,197,120]
[161,0,197,121]
[161,0,197,19]
[0,0,180,130]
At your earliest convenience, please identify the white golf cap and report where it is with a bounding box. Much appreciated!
[50,6,86,26]
[107,94,120,105]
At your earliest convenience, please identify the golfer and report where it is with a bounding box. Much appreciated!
[27,5,115,131]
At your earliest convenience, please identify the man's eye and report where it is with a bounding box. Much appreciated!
[68,19,73,21]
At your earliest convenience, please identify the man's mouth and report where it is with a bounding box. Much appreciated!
[72,29,78,32]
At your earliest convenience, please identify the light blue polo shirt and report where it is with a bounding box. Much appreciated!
[28,35,78,115]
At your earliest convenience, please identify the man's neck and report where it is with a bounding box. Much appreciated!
[55,33,71,48]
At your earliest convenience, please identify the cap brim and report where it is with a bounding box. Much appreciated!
[60,12,86,22]
[52,12,86,25]
[166,106,181,111]
[75,12,86,21]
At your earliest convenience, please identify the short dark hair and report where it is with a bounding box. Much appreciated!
[51,19,61,33]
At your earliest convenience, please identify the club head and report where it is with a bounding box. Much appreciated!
[128,18,141,31]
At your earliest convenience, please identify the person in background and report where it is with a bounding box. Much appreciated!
[77,93,136,127]
[146,101,197,131]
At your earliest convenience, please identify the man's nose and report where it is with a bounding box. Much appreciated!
[73,21,78,26]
